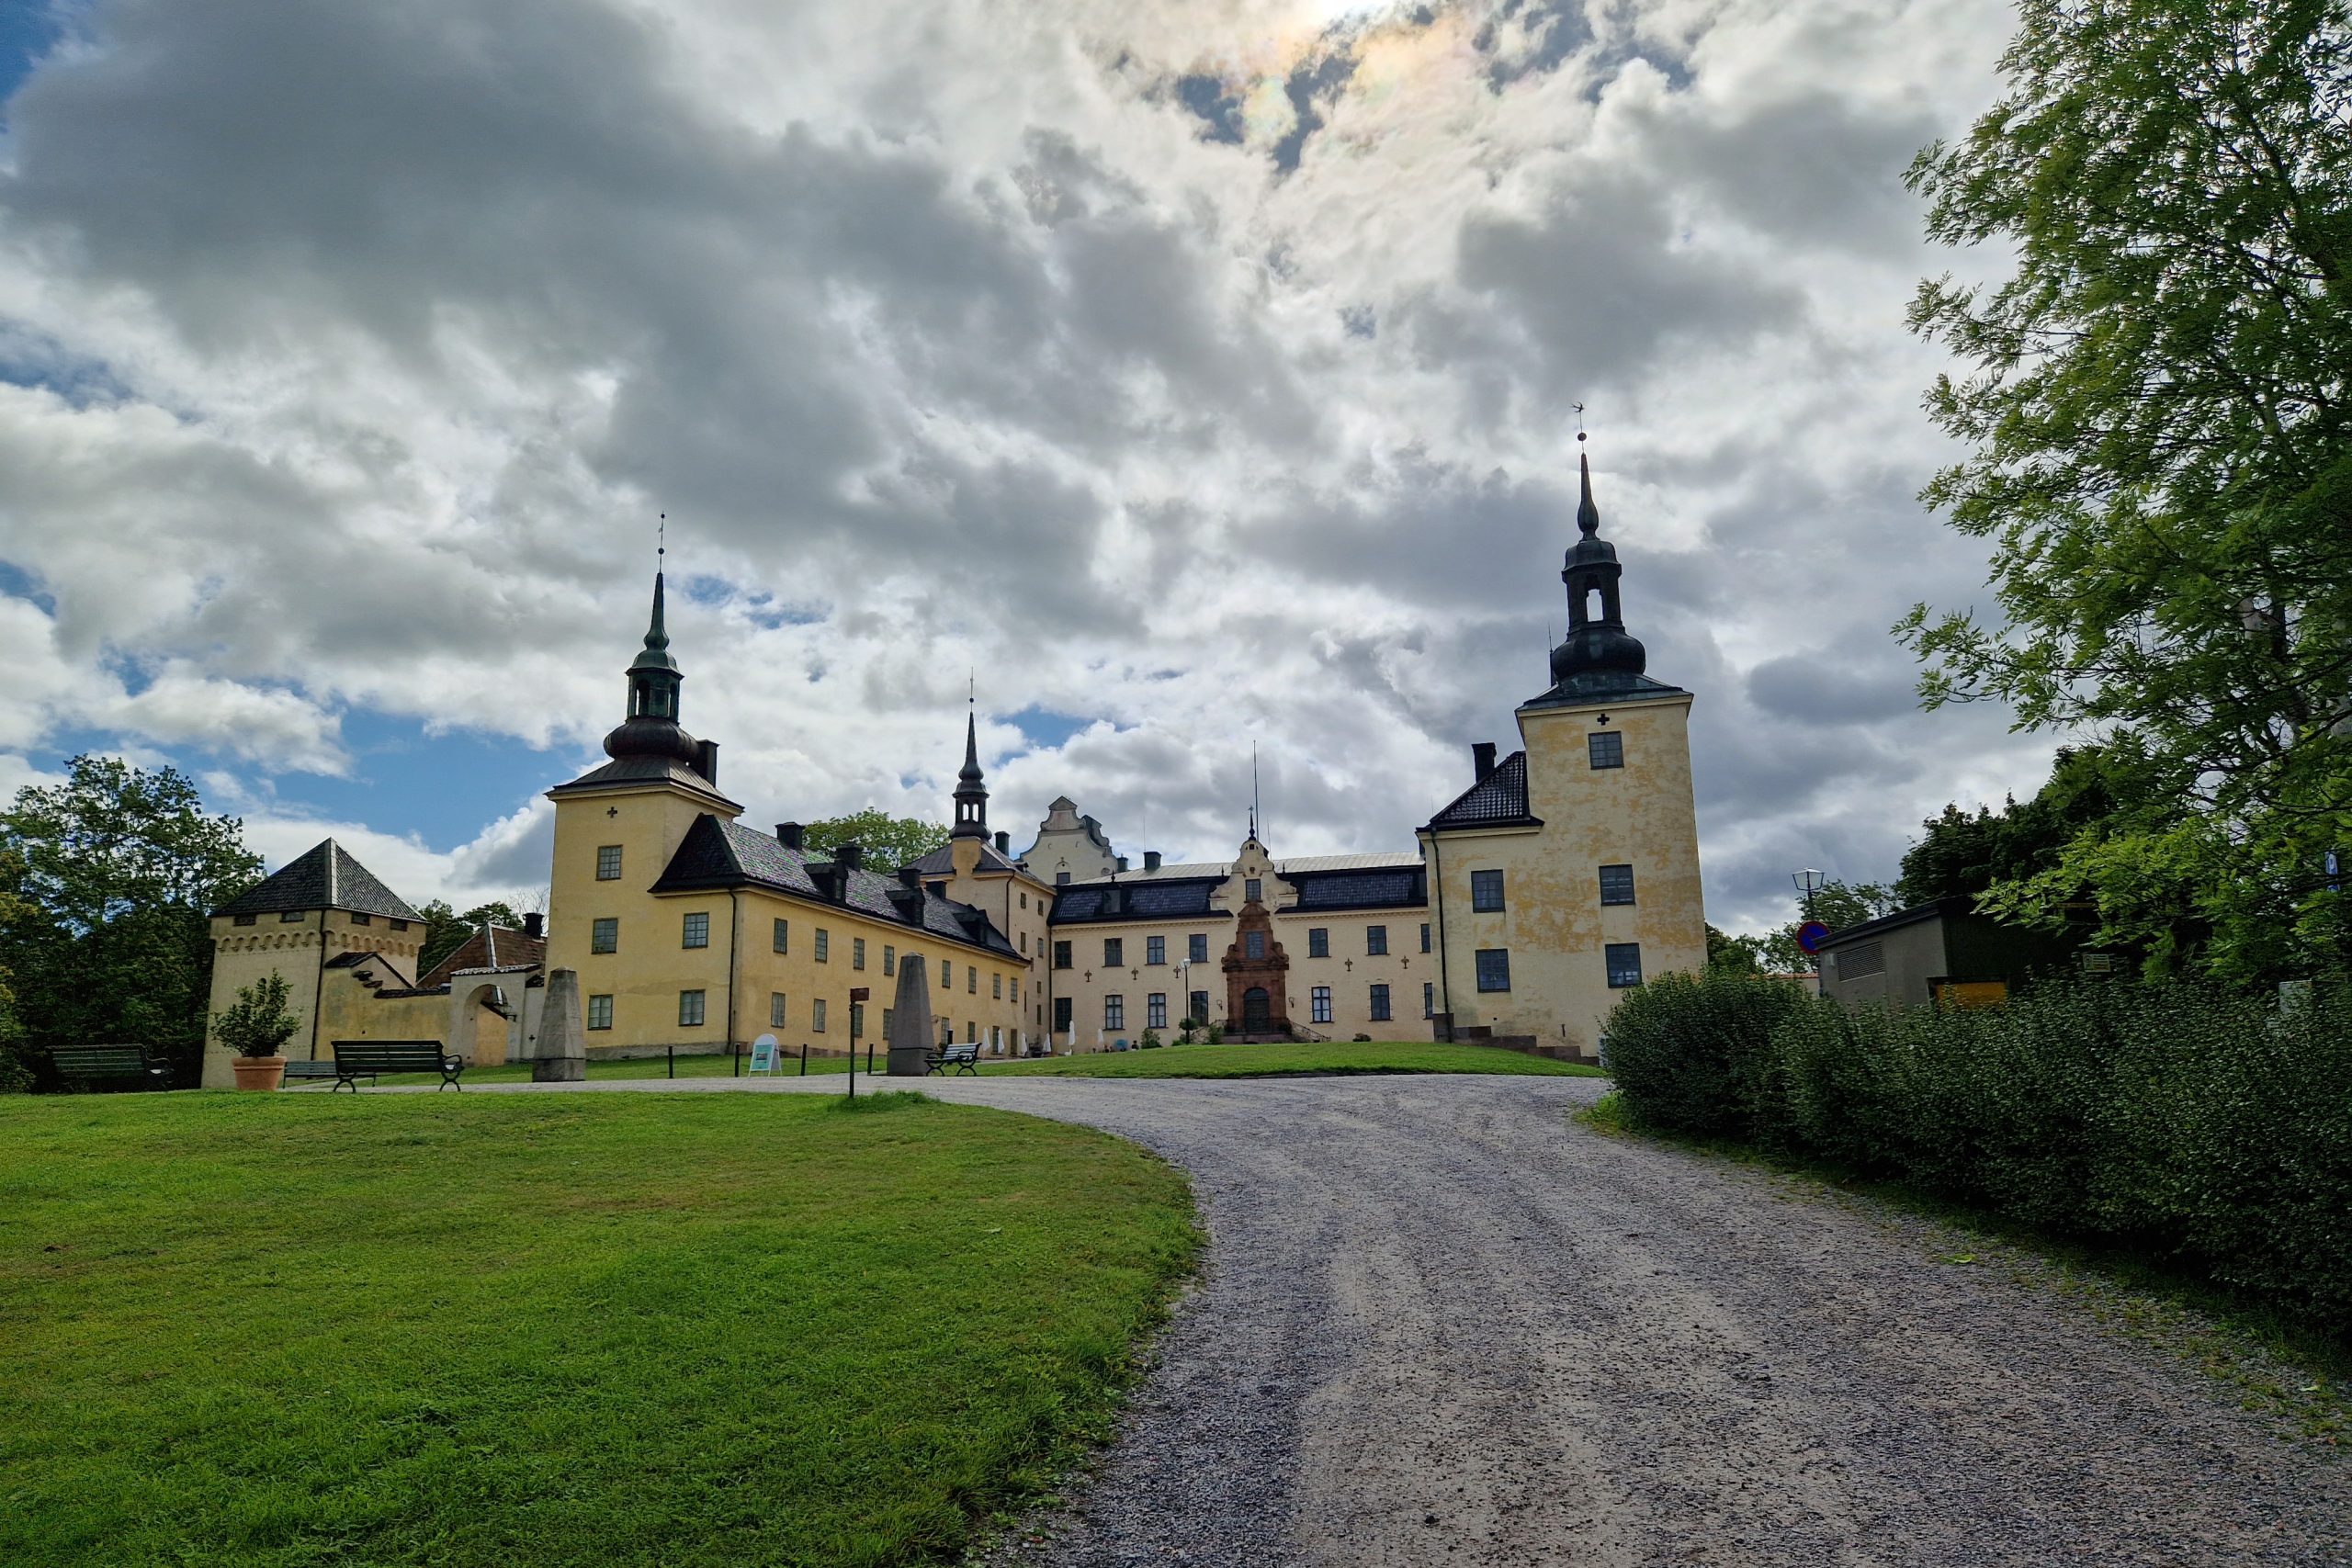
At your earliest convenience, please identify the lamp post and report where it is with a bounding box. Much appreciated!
[1792,868,1826,924]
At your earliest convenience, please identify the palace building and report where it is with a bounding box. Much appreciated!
[199,448,1702,1078]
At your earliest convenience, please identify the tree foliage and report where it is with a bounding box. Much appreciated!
[0,756,262,1082]
[1894,746,2122,906]
[212,971,301,1059]
[1758,881,1901,975]
[798,810,950,871]
[1901,0,2352,979]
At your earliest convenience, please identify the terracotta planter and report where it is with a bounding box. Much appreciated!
[232,1055,288,1092]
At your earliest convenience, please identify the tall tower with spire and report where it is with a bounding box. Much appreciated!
[1418,433,1705,1058]
[952,709,989,841]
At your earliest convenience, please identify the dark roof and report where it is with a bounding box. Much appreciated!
[650,815,1018,958]
[1288,866,1427,911]
[1518,671,1689,711]
[547,753,741,807]
[1812,897,1974,950]
[419,924,548,988]
[1051,877,1228,925]
[902,840,1023,877]
[215,840,424,922]
[1423,752,1543,833]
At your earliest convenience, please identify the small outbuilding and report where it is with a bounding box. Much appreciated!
[1813,897,2063,1010]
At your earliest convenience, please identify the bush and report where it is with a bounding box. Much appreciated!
[1600,969,1810,1138]
[1605,975,2352,1333]
[212,971,301,1058]
[1139,1029,1162,1050]
[1205,1024,1224,1044]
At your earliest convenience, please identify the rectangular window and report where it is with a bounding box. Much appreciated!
[1245,930,1266,959]
[591,918,618,954]
[1366,925,1387,956]
[773,918,788,953]
[883,1008,894,1039]
[1420,922,1431,953]
[1056,872,1071,886]
[1475,949,1512,992]
[853,937,866,971]
[1599,863,1637,906]
[815,928,830,963]
[812,998,829,1032]
[884,943,896,976]
[1189,991,1210,1024]
[1245,877,1262,902]
[1422,981,1435,1019]
[1471,870,1506,912]
[1103,938,1124,967]
[595,844,623,880]
[1104,995,1125,1031]
[1146,935,1165,965]
[1589,730,1624,770]
[1189,933,1208,963]
[1011,976,1020,1004]
[233,913,256,926]
[682,911,709,949]
[1055,997,1073,1032]
[679,989,707,1027]
[769,993,786,1027]
[390,919,410,932]
[1307,927,1329,958]
[351,912,372,926]
[992,973,1002,998]
[1054,941,1072,970]
[967,966,977,994]
[1311,987,1332,1024]
[850,1003,865,1037]
[1148,993,1168,1029]
[1370,984,1391,1021]
[940,961,952,990]
[1606,942,1645,988]
[588,994,614,1030]
[280,910,305,922]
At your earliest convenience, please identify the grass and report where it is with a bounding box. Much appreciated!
[0,1089,1200,1566]
[980,1040,1606,1078]
[340,1050,868,1089]
[1577,1089,2352,1448]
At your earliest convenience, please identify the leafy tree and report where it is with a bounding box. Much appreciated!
[799,809,949,871]
[1901,0,2352,980]
[1894,747,2123,906]
[416,898,528,976]
[212,971,302,1058]
[1705,923,1766,975]
[0,756,262,1082]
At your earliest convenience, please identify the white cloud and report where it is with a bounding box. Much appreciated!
[0,0,2036,935]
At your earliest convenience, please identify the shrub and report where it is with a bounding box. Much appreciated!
[1205,1024,1224,1044]
[212,972,301,1058]
[1611,971,2352,1333]
[1601,969,1809,1138]
[1139,1028,1162,1050]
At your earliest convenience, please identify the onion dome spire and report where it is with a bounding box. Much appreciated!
[1549,434,1648,688]
[603,540,702,768]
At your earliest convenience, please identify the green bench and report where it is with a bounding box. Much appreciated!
[282,1060,369,1087]
[329,1041,463,1092]
[49,1044,172,1090]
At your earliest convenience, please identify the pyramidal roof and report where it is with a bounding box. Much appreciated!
[215,839,425,922]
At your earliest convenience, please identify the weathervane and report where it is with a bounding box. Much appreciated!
[1573,402,1587,445]
[658,512,666,563]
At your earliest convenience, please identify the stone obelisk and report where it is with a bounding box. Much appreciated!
[535,967,589,1083]
[887,953,935,1076]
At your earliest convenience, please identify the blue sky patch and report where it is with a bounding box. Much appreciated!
[1007,705,1096,750]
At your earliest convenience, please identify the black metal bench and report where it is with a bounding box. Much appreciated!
[282,1060,369,1087]
[49,1044,171,1090]
[927,1042,981,1076]
[329,1041,463,1092]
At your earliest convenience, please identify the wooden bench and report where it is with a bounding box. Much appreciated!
[329,1041,463,1092]
[49,1044,172,1090]
[927,1042,981,1076]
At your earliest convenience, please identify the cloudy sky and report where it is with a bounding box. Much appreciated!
[0,0,2050,931]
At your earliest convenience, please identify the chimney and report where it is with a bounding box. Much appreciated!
[522,912,544,940]
[696,739,720,785]
[777,822,804,850]
[897,866,924,888]
[1144,850,1162,872]
[837,843,865,871]
[1472,741,1497,782]
[994,830,1010,853]
[1115,855,1129,873]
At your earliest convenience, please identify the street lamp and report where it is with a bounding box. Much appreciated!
[1792,868,1826,923]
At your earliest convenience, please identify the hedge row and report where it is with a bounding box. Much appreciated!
[1603,972,2352,1334]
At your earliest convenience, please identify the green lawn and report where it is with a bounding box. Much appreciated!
[348,1049,866,1088]
[981,1040,1605,1078]
[0,1090,1198,1567]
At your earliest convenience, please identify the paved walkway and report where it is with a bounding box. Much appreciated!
[463,1073,2352,1565]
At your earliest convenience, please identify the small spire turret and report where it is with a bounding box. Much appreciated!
[1549,434,1649,688]
[951,705,989,840]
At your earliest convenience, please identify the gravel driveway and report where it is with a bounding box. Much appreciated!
[485,1072,2352,1565]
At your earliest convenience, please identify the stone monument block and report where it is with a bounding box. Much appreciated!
[887,954,934,1077]
[535,967,589,1083]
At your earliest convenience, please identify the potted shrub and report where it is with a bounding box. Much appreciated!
[215,971,301,1091]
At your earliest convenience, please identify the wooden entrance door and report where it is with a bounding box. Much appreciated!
[1242,987,1271,1032]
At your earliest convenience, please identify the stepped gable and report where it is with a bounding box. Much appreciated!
[214,839,424,922]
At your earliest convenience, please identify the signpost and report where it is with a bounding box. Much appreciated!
[1796,920,1832,955]
[846,988,870,1100]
